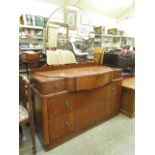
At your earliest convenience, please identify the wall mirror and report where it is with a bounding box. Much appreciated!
[45,5,95,64]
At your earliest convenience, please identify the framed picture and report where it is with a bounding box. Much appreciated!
[64,9,77,29]
[78,27,87,36]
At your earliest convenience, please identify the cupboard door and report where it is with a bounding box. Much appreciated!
[121,87,135,117]
[107,80,122,116]
[74,103,96,130]
[74,86,109,130]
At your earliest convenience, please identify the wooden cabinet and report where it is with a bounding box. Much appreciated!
[107,80,122,116]
[120,78,135,118]
[31,63,122,150]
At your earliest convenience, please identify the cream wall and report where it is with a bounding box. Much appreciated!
[115,5,135,37]
[19,0,134,36]
[18,0,58,17]
[19,0,116,29]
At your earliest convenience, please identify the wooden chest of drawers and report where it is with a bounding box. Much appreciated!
[31,63,122,150]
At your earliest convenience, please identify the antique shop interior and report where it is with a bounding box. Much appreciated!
[19,0,135,155]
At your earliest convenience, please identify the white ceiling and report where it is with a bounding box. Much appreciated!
[36,0,135,20]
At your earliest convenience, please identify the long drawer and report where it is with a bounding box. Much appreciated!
[75,72,111,91]
[47,86,109,119]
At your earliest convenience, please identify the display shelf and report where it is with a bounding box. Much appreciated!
[20,48,44,51]
[19,24,45,52]
[19,24,44,30]
[94,33,135,50]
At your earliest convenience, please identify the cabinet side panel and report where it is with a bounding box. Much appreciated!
[33,93,49,145]
[107,80,122,116]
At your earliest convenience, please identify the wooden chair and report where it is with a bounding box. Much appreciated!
[19,75,36,154]
[94,47,105,65]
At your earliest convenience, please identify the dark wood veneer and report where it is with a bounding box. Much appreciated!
[31,63,122,150]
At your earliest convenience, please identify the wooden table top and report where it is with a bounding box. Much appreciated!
[122,77,135,90]
[31,65,114,82]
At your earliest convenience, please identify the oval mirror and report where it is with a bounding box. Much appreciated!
[45,5,95,65]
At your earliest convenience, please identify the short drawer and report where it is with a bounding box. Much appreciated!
[112,70,122,79]
[36,79,66,95]
[49,113,74,141]
[47,94,72,118]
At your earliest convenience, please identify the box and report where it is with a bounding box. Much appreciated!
[118,30,124,36]
[94,26,105,34]
[107,28,117,35]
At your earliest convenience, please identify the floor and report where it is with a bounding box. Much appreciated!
[19,113,135,155]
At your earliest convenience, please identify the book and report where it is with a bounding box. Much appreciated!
[20,15,24,25]
[35,16,41,26]
[26,14,33,25]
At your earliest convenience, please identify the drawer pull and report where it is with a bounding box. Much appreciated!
[53,83,59,90]
[64,101,70,108]
[64,121,70,128]
[111,88,115,93]
[124,89,129,93]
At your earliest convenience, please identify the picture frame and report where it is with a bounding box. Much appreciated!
[64,9,77,29]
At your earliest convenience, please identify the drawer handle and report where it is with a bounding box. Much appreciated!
[54,83,59,90]
[124,89,129,93]
[111,88,115,93]
[64,121,70,128]
[64,101,70,108]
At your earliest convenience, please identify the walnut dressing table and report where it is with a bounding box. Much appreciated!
[30,63,122,150]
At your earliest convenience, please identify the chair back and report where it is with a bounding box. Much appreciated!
[94,47,104,65]
[19,75,33,123]
[19,75,36,153]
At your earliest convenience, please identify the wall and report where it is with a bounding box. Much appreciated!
[18,0,58,17]
[115,6,135,37]
[19,0,134,39]
[18,0,116,30]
